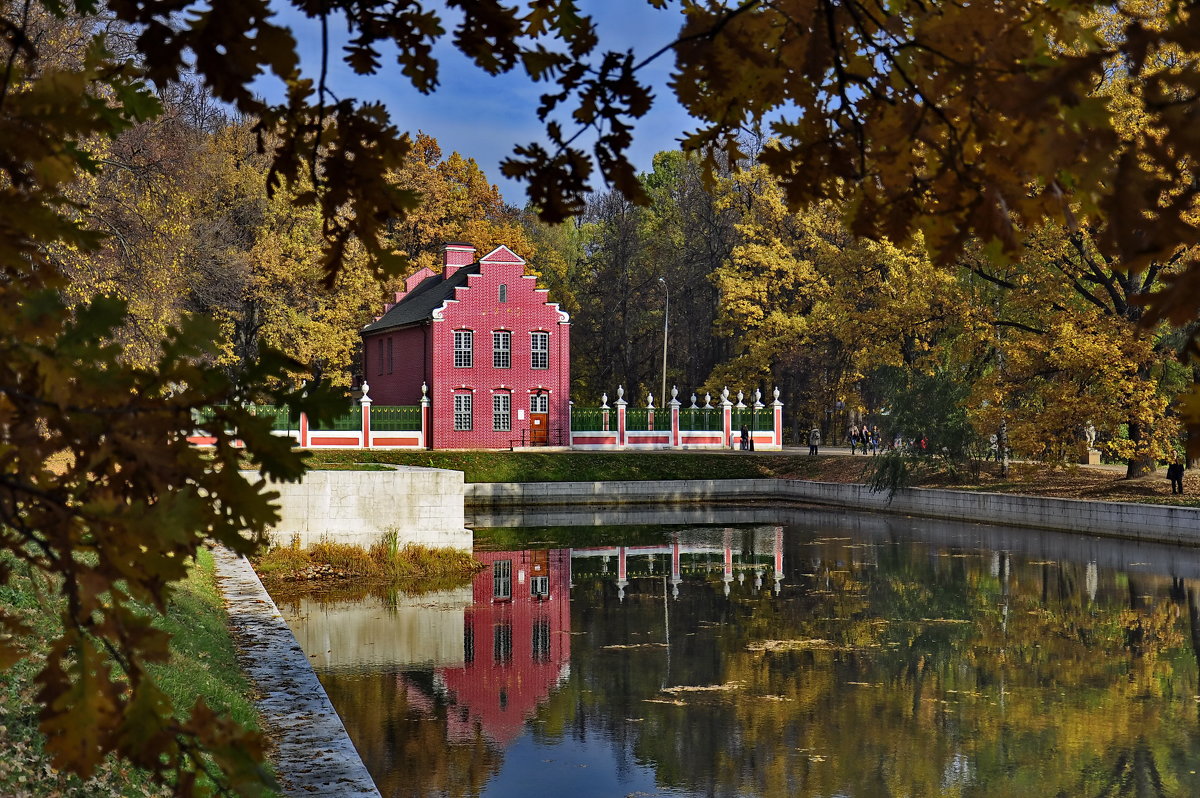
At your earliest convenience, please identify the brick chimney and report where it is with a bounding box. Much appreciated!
[443,242,476,277]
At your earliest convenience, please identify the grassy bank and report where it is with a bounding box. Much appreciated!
[0,549,272,797]
[303,449,828,483]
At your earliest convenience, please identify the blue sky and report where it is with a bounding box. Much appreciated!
[261,2,697,205]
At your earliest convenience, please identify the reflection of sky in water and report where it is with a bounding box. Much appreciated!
[277,508,1200,798]
[481,733,687,798]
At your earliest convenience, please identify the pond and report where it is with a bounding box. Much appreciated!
[274,505,1200,797]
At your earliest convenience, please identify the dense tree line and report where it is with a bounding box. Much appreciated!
[532,148,1191,477]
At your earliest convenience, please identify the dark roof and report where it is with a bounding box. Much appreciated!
[361,263,480,334]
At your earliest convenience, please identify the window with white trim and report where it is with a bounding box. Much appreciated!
[493,331,511,369]
[454,393,472,430]
[531,331,549,369]
[498,284,507,302]
[530,393,548,414]
[493,393,511,431]
[454,330,473,368]
[493,560,512,599]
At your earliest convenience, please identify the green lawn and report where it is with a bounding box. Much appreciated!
[303,449,828,483]
[0,549,274,797]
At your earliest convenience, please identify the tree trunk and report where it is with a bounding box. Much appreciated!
[1125,420,1156,478]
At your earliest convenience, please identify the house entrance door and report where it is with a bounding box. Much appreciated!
[530,393,549,445]
[530,413,548,445]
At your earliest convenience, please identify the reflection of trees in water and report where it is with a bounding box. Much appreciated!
[540,537,1200,798]
[320,670,502,798]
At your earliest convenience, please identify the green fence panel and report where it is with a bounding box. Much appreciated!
[195,406,222,426]
[248,404,295,431]
[624,408,651,431]
[571,407,609,431]
[679,408,722,431]
[195,405,294,432]
[319,409,362,431]
[731,408,774,432]
[372,405,421,431]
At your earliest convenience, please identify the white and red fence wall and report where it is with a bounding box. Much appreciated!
[187,383,784,452]
[569,386,783,451]
[186,382,429,451]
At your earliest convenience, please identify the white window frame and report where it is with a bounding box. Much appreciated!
[454,330,473,368]
[454,393,473,431]
[493,330,511,369]
[531,331,549,369]
[493,560,512,599]
[530,393,548,414]
[493,393,511,431]
[498,283,507,303]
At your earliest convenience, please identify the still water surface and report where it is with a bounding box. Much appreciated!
[275,507,1200,797]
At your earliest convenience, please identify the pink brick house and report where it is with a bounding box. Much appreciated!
[361,243,571,449]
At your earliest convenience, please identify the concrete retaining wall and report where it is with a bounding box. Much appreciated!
[258,466,470,550]
[465,479,1200,546]
[213,548,381,797]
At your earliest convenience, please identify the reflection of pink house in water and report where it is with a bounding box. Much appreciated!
[435,549,572,745]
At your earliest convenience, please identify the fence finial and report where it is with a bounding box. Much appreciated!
[721,386,730,403]
[772,386,783,406]
[647,392,655,409]
[360,381,371,406]
[753,388,764,410]
[421,381,428,398]
[601,392,609,409]
[617,385,624,401]
[704,391,712,408]
[736,389,745,408]
[690,392,699,409]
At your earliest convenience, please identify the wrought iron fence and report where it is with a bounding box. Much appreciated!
[571,407,609,431]
[679,408,722,431]
[194,405,222,427]
[371,405,421,431]
[248,404,295,431]
[195,404,294,432]
[624,408,650,431]
[731,408,774,431]
[319,408,362,431]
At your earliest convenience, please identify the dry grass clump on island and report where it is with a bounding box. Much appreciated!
[253,528,484,584]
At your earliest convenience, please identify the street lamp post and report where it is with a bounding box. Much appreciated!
[658,277,669,406]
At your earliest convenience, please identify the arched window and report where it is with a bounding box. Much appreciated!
[498,284,507,303]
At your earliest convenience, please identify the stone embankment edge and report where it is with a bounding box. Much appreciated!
[211,546,381,798]
[465,479,1200,546]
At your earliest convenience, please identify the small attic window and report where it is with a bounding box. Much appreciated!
[498,284,507,303]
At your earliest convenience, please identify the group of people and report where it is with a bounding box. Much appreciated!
[846,424,882,455]
[805,423,883,456]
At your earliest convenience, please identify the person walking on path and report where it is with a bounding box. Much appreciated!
[809,425,822,456]
[1167,459,1186,495]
